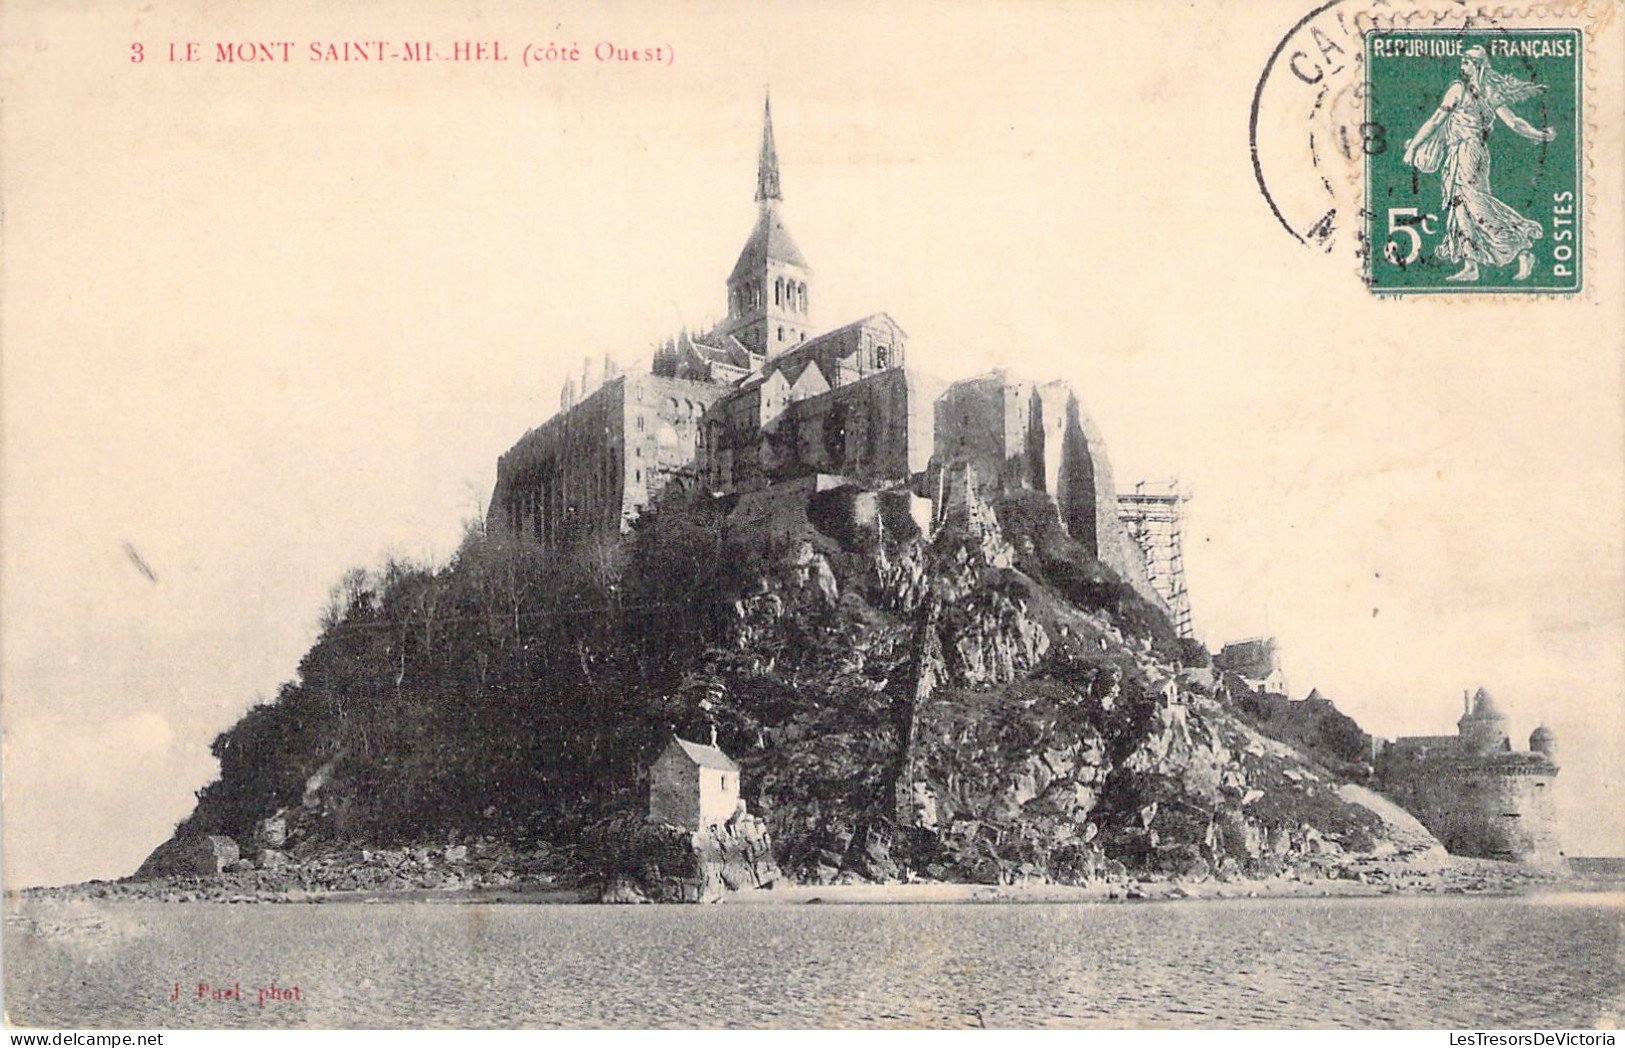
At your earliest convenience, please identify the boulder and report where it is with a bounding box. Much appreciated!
[600,878,651,904]
[255,811,288,849]
[842,823,900,883]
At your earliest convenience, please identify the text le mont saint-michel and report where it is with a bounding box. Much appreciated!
[129,40,672,68]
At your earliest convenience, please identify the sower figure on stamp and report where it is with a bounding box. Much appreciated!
[1402,45,1557,282]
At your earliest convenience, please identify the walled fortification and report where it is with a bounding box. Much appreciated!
[1377,688,1562,866]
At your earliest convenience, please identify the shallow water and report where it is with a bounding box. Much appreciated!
[5,894,1622,1028]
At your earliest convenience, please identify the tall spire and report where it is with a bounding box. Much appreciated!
[755,91,782,204]
[724,90,810,356]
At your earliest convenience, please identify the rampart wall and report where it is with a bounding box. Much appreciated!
[1381,757,1562,864]
[764,368,943,487]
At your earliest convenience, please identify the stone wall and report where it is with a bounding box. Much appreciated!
[933,373,1012,487]
[726,474,848,549]
[622,375,729,518]
[489,379,627,546]
[492,363,1155,631]
[932,371,1162,610]
[780,368,940,484]
[489,374,725,548]
[1216,638,1287,692]
[1381,756,1562,865]
[648,750,702,829]
[1055,387,1154,598]
[706,367,940,492]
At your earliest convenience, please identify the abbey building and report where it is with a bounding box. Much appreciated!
[486,96,1182,623]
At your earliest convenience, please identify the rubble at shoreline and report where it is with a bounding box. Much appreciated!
[13,842,1602,908]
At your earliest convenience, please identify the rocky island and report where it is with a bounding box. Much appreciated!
[37,95,1588,909]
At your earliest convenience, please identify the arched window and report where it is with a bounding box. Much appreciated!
[778,326,785,342]
[799,282,808,313]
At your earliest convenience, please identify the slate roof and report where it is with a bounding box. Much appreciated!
[760,313,900,379]
[729,204,809,284]
[669,736,740,772]
[688,332,757,371]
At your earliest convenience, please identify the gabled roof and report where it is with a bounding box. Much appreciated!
[768,356,814,387]
[787,359,831,395]
[758,313,901,382]
[666,736,739,772]
[804,312,905,344]
[689,332,757,370]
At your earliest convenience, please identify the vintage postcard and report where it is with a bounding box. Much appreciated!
[3,0,1622,1033]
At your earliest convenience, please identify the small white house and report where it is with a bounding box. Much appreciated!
[648,736,741,830]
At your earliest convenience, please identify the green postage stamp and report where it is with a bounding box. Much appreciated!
[1365,28,1582,293]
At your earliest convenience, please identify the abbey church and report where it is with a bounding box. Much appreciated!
[486,97,1185,624]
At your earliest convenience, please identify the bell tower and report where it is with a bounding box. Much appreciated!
[720,93,813,357]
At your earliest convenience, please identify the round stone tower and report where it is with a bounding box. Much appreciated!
[1457,687,1510,756]
[1529,724,1558,766]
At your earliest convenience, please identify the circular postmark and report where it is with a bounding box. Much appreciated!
[1249,0,1565,284]
[1250,0,1374,255]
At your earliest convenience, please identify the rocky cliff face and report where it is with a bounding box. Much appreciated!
[585,813,783,903]
[686,479,1413,887]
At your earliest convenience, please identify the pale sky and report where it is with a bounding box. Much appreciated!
[4,0,1622,888]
